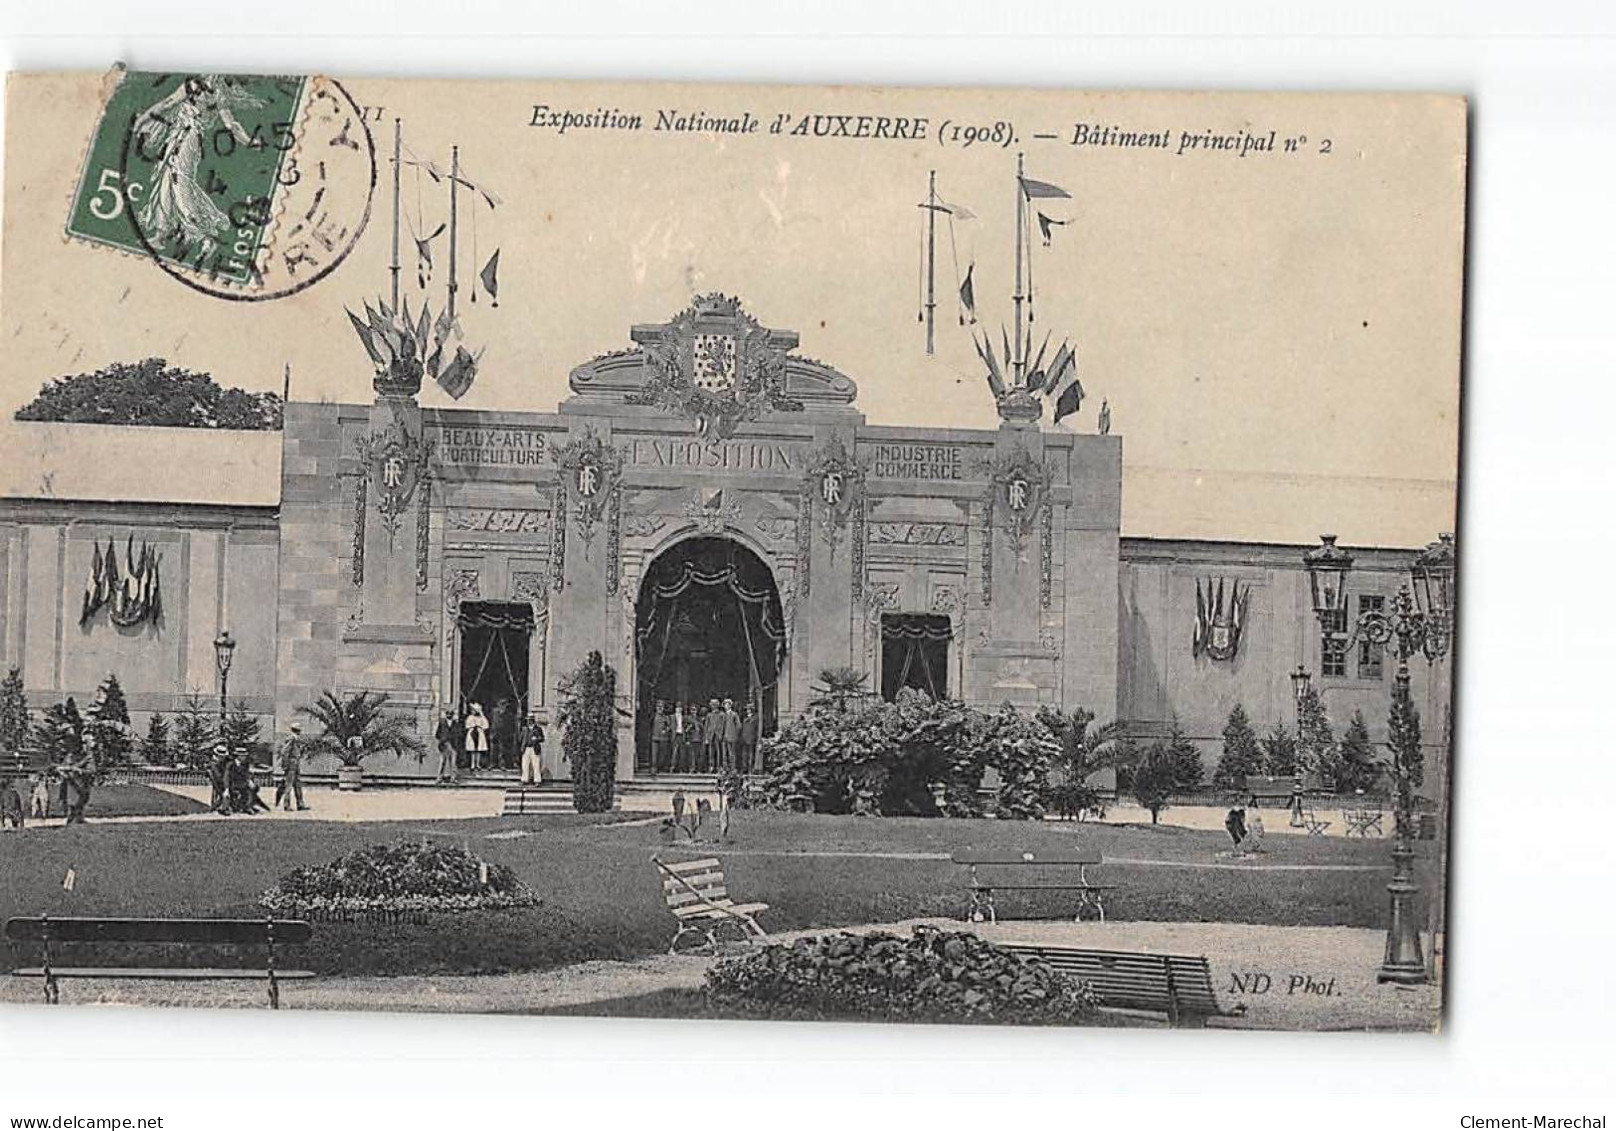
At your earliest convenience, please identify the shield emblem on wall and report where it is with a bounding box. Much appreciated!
[692,333,737,392]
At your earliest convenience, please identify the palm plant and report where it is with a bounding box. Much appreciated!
[297,690,426,768]
[810,666,872,712]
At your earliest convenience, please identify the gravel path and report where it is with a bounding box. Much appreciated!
[0,920,1436,1031]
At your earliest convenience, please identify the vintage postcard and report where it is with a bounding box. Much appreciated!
[0,71,1464,1031]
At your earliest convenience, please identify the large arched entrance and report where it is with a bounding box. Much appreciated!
[634,536,785,774]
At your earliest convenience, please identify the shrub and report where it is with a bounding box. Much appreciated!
[756,690,986,818]
[1260,724,1298,777]
[1295,683,1336,782]
[33,697,84,766]
[1036,706,1119,820]
[171,689,217,768]
[0,668,28,756]
[1162,719,1205,790]
[85,673,135,766]
[260,839,539,917]
[706,926,1099,1025]
[1335,709,1380,794]
[977,704,1060,820]
[1213,703,1262,789]
[557,650,619,813]
[139,712,172,766]
[220,699,272,766]
[298,690,426,769]
[1129,741,1177,824]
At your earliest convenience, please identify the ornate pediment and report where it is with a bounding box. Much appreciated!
[567,294,859,435]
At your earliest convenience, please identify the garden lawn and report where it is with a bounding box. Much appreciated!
[42,782,212,818]
[0,808,1419,979]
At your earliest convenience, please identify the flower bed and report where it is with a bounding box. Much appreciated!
[705,926,1098,1025]
[260,839,540,918]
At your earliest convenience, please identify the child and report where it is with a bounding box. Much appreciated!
[29,772,52,820]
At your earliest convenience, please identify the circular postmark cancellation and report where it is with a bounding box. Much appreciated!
[72,70,376,302]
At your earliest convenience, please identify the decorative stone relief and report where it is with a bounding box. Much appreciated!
[510,570,551,648]
[444,569,480,621]
[606,484,623,593]
[1040,503,1054,609]
[350,474,367,587]
[550,483,566,590]
[682,488,742,534]
[623,514,670,539]
[869,522,967,546]
[753,514,797,544]
[416,481,432,591]
[804,437,866,562]
[447,508,550,534]
[552,426,625,548]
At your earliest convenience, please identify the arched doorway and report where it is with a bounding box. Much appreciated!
[634,536,785,774]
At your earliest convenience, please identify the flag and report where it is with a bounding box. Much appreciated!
[1053,375,1086,424]
[703,489,725,511]
[103,539,120,615]
[1020,176,1071,200]
[973,331,1005,399]
[437,344,481,400]
[347,308,383,366]
[81,544,100,625]
[479,249,501,307]
[958,264,976,325]
[1098,398,1111,435]
[1036,211,1068,246]
[1024,332,1054,394]
[941,199,975,221]
[1044,342,1075,394]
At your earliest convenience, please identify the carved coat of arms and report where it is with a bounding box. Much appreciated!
[632,294,803,440]
[355,425,434,540]
[1193,577,1250,662]
[804,438,866,558]
[979,445,1051,557]
[552,426,624,545]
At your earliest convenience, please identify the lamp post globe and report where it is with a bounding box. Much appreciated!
[213,630,236,726]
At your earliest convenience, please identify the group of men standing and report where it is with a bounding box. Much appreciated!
[434,705,547,784]
[649,697,758,774]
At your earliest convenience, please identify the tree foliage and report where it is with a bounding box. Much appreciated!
[1161,719,1205,790]
[33,697,84,766]
[556,651,620,814]
[85,672,135,766]
[297,690,426,769]
[1213,703,1263,789]
[757,692,1058,819]
[171,690,218,767]
[0,667,28,756]
[1335,708,1380,794]
[1261,723,1299,777]
[1295,683,1336,782]
[14,357,282,430]
[1035,706,1122,820]
[1128,741,1177,824]
[139,712,172,766]
[221,699,273,766]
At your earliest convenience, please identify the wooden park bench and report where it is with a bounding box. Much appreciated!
[652,855,770,954]
[4,915,314,1009]
[951,848,1115,924]
[1000,942,1246,1027]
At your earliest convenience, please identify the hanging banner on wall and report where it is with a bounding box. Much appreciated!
[80,535,162,628]
[1193,577,1249,662]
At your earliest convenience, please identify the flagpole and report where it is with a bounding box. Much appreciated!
[925,170,937,356]
[448,144,460,324]
[1013,152,1025,388]
[389,118,401,311]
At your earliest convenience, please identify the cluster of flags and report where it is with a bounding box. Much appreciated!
[346,295,483,400]
[80,535,162,629]
[972,328,1086,424]
[950,170,1093,426]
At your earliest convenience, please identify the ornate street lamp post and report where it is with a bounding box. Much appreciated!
[213,630,236,728]
[1303,533,1455,986]
[1289,664,1312,716]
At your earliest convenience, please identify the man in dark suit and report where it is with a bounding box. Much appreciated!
[719,698,741,771]
[702,698,722,773]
